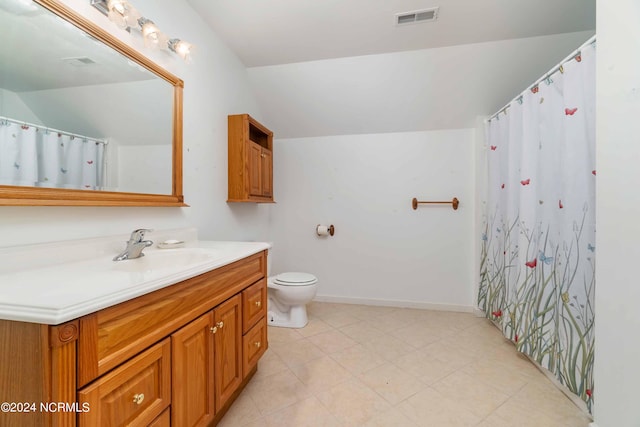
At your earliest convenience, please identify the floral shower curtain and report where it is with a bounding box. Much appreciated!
[479,40,595,411]
[0,120,105,190]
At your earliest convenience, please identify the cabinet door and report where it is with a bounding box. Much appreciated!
[171,312,215,427]
[248,142,262,197]
[214,294,242,411]
[261,149,273,197]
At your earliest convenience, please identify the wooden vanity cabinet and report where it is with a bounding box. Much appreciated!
[228,114,274,203]
[0,250,268,427]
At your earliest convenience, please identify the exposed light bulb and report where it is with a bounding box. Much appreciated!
[113,2,124,14]
[175,41,191,57]
[123,7,141,28]
[140,19,157,38]
[168,38,194,62]
[107,0,127,15]
[138,18,159,38]
[106,0,130,28]
[139,17,164,48]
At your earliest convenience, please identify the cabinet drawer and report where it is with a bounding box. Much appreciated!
[243,319,267,376]
[242,278,267,333]
[78,338,171,427]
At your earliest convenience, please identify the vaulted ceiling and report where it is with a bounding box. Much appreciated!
[186,0,596,137]
[187,0,595,67]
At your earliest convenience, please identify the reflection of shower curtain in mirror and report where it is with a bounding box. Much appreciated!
[0,120,105,189]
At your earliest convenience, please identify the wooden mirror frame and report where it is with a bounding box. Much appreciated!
[0,0,185,206]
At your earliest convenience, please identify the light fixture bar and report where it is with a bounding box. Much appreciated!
[89,0,193,61]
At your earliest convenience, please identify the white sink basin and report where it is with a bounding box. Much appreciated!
[111,248,219,272]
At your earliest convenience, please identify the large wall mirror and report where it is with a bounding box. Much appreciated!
[0,0,184,206]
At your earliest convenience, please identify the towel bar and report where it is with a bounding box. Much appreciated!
[412,197,459,210]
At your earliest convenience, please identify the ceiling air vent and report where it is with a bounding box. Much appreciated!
[395,7,439,26]
[62,57,97,67]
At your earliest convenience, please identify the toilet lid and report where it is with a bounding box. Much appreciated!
[273,272,317,286]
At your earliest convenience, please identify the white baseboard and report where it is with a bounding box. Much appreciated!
[472,307,485,317]
[588,423,598,427]
[312,294,475,313]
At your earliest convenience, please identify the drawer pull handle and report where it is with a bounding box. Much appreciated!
[133,393,145,405]
[254,341,261,348]
[255,301,262,308]
[216,321,224,329]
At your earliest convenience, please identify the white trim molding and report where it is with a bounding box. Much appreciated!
[313,294,475,313]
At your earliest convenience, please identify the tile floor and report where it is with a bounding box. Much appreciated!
[219,302,593,427]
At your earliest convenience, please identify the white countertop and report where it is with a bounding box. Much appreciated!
[0,230,270,325]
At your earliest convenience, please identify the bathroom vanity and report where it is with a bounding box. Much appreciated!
[0,236,269,426]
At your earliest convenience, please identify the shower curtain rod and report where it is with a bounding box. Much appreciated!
[0,115,108,145]
[487,34,596,122]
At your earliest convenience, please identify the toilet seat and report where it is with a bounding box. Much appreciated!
[272,272,317,286]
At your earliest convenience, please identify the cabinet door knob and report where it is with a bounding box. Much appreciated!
[216,321,224,329]
[210,326,217,334]
[133,393,145,405]
[254,341,261,348]
[255,300,261,308]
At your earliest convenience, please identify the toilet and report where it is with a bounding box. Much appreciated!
[267,260,318,328]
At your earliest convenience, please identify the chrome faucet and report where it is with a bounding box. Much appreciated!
[113,229,154,261]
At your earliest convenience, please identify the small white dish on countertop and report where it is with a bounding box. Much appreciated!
[158,239,185,249]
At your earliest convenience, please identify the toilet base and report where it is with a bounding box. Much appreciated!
[267,304,309,329]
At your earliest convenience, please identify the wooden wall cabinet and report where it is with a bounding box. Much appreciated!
[0,251,268,427]
[228,114,274,203]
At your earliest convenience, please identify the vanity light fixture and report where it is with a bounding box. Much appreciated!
[90,0,193,61]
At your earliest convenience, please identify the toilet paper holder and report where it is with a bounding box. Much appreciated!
[316,224,335,236]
